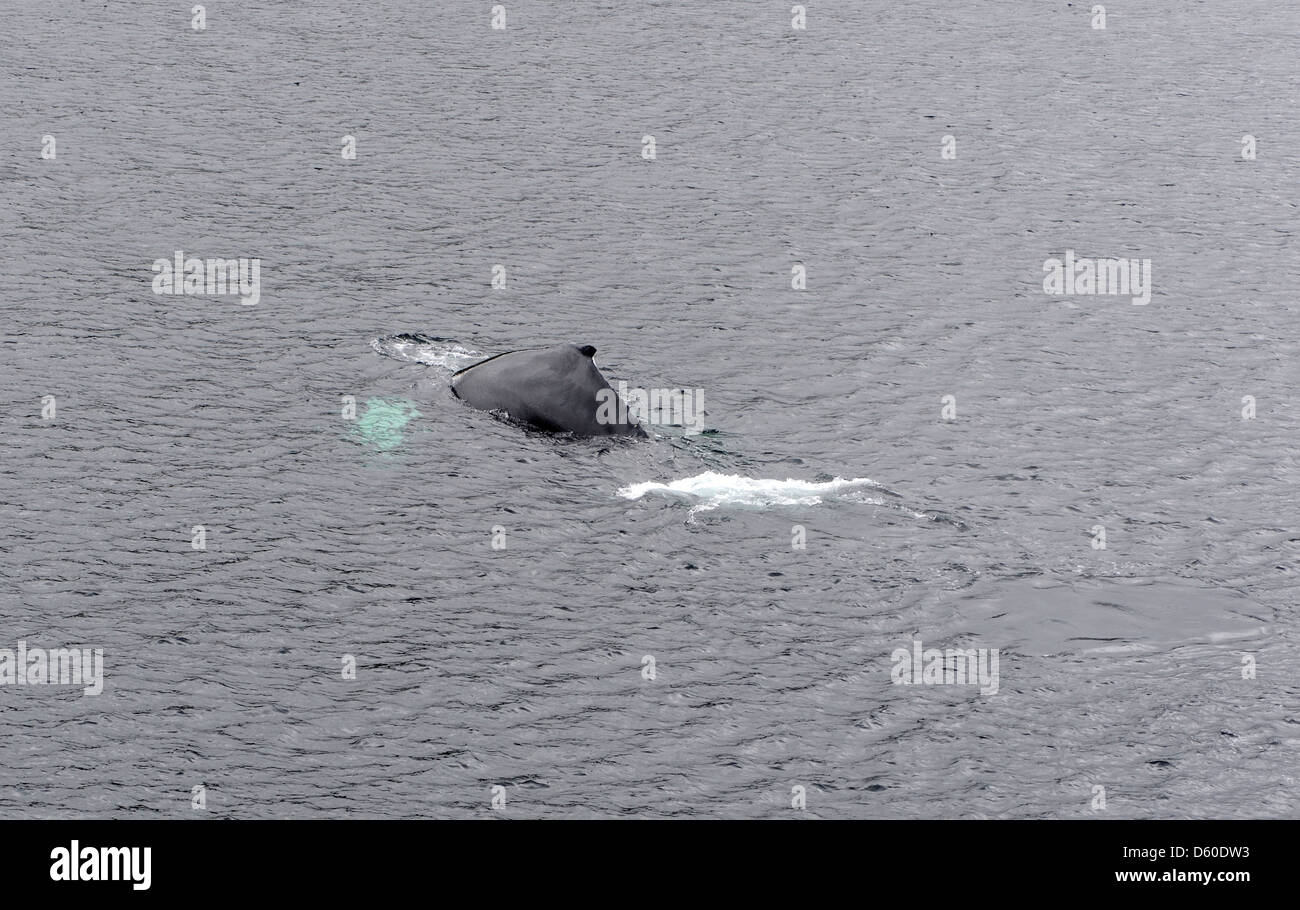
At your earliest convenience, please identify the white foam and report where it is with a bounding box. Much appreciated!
[371,336,481,370]
[617,471,886,513]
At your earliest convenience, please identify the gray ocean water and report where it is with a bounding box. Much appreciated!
[2,1,1297,818]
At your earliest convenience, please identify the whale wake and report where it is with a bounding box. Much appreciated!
[371,334,482,371]
[616,471,910,514]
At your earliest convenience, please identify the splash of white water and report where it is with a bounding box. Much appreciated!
[617,471,889,513]
[371,335,481,371]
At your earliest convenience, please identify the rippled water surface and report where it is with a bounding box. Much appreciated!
[1,1,1297,818]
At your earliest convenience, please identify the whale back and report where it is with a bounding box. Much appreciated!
[451,343,646,437]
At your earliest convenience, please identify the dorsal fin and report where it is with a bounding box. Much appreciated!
[577,344,597,358]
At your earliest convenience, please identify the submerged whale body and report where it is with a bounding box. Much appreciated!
[451,343,647,437]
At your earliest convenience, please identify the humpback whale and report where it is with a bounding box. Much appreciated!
[450,344,647,437]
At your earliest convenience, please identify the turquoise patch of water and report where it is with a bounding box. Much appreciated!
[352,398,421,452]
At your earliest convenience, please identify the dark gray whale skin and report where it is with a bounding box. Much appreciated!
[451,343,647,437]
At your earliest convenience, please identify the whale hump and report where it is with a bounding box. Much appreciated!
[451,343,646,438]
